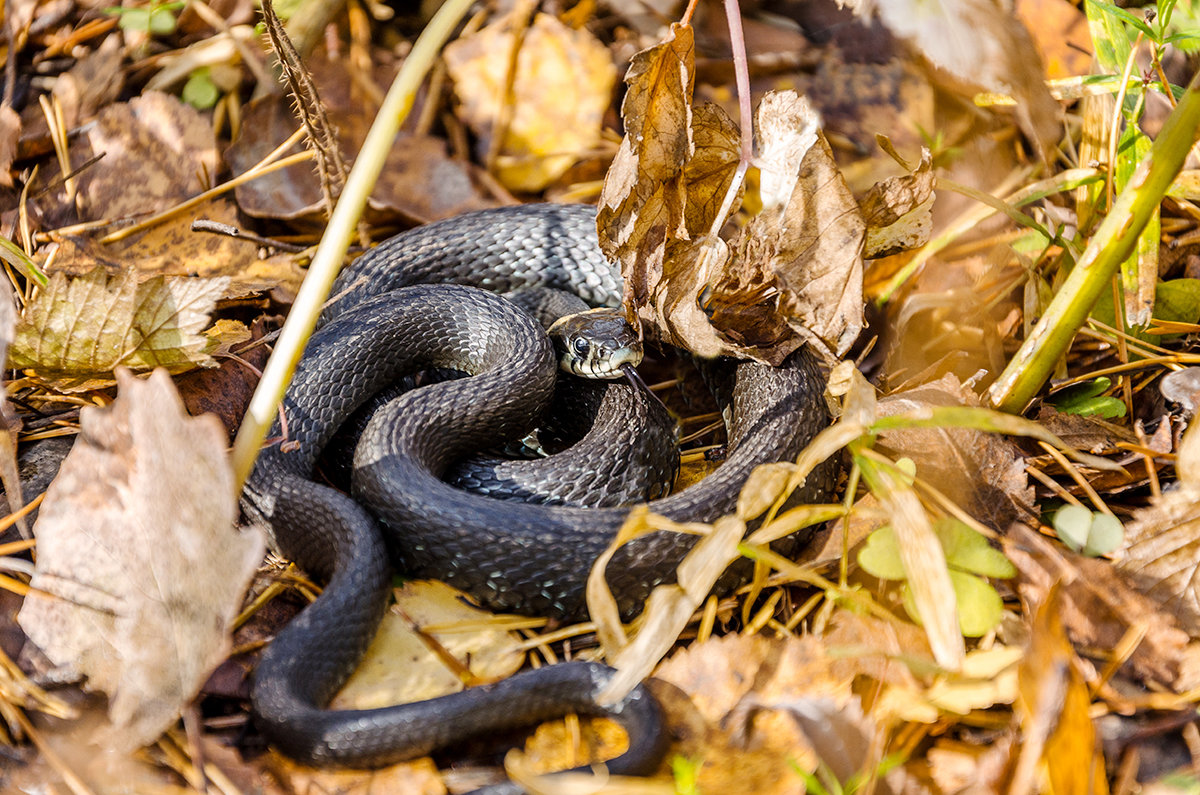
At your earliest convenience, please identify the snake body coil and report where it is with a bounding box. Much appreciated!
[241,204,839,786]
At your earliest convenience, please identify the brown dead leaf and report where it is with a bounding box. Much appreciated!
[177,316,269,441]
[265,755,446,795]
[597,22,697,315]
[17,369,263,749]
[860,146,934,259]
[8,268,246,391]
[867,0,1062,159]
[226,61,494,226]
[653,633,852,795]
[42,200,300,295]
[1013,585,1109,795]
[718,93,865,360]
[443,11,616,193]
[1006,523,1190,691]
[925,737,1014,795]
[75,92,220,223]
[0,106,20,190]
[1015,0,1093,80]
[1117,417,1200,636]
[50,35,125,132]
[876,374,1035,532]
[599,61,865,363]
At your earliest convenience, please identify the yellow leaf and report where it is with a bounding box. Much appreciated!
[9,268,233,391]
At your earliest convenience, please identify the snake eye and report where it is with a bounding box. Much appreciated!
[571,337,590,356]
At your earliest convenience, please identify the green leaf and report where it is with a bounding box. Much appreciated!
[902,572,1006,637]
[1053,504,1124,556]
[0,235,48,287]
[1087,0,1157,40]
[934,518,1016,579]
[147,4,178,34]
[115,7,152,31]
[182,69,220,110]
[949,570,1005,637]
[1156,278,1200,324]
[1084,512,1124,556]
[1053,504,1093,551]
[1086,0,1137,72]
[1066,395,1127,418]
[857,525,906,581]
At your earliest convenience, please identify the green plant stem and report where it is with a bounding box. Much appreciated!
[987,66,1200,414]
[230,0,475,493]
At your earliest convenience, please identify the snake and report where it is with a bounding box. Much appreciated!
[240,203,840,789]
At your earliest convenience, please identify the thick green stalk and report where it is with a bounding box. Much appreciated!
[987,67,1200,413]
[230,0,475,493]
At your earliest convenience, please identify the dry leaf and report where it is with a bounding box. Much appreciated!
[860,147,935,259]
[265,755,446,795]
[1013,585,1109,795]
[876,646,1022,724]
[846,0,1062,159]
[226,63,494,225]
[76,92,220,222]
[8,268,239,391]
[1118,417,1200,636]
[17,369,263,749]
[43,200,299,295]
[444,11,616,192]
[0,106,20,190]
[1016,0,1093,80]
[331,580,524,710]
[875,374,1035,533]
[598,57,865,363]
[1006,523,1190,691]
[653,634,852,795]
[597,22,697,315]
[719,93,865,360]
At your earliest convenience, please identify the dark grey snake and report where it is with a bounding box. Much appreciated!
[241,203,839,790]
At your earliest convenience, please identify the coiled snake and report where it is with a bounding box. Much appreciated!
[241,203,839,790]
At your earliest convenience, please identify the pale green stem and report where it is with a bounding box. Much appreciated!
[987,67,1200,414]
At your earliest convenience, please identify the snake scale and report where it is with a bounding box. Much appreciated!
[240,203,839,791]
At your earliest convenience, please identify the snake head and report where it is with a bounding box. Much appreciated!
[548,308,642,379]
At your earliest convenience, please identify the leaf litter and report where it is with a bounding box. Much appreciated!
[2,1,1200,794]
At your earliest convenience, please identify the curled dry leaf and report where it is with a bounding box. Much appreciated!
[597,22,698,317]
[17,369,264,750]
[8,268,245,392]
[444,11,616,192]
[860,146,935,259]
[597,27,864,364]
